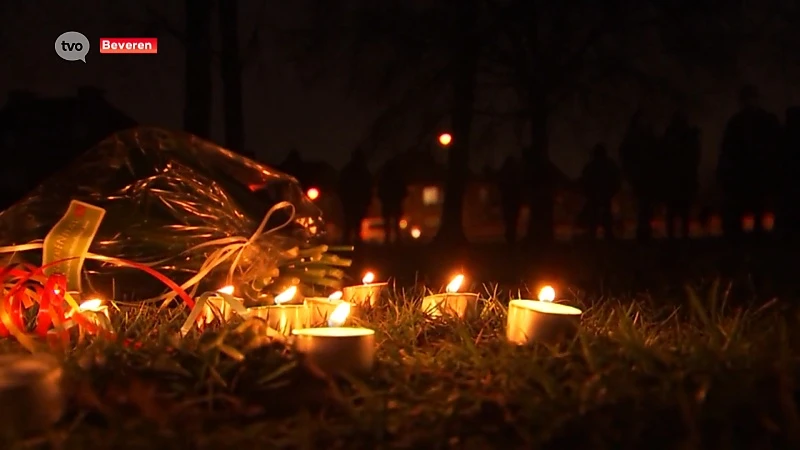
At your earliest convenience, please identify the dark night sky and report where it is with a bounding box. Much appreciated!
[3,1,800,195]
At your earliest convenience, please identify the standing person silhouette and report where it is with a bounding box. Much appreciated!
[620,110,660,241]
[497,155,523,245]
[338,148,373,244]
[377,155,408,244]
[661,111,702,239]
[579,143,622,239]
[718,85,780,238]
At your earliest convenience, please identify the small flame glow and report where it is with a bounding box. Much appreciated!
[538,286,556,302]
[446,274,464,293]
[362,272,375,284]
[79,299,104,311]
[306,187,320,200]
[438,133,453,147]
[53,289,61,296]
[410,227,422,239]
[217,285,234,295]
[274,286,297,305]
[328,291,343,300]
[327,302,351,327]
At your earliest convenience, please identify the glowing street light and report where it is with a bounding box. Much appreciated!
[438,133,452,147]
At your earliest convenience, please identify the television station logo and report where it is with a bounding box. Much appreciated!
[55,31,158,62]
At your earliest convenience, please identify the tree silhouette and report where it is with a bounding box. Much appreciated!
[280,0,787,245]
[183,0,213,139]
[219,0,246,154]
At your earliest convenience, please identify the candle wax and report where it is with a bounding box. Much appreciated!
[421,293,479,318]
[248,304,308,335]
[342,282,387,306]
[292,327,375,374]
[506,300,582,345]
[305,297,357,327]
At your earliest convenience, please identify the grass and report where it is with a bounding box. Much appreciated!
[3,278,800,449]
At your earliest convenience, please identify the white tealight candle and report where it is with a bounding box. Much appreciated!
[421,274,479,318]
[342,271,387,306]
[0,353,64,433]
[506,286,583,345]
[305,291,358,327]
[247,286,308,335]
[292,302,375,374]
[209,285,237,321]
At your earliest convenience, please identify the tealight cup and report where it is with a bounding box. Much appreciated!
[342,283,387,306]
[292,327,375,374]
[421,293,479,318]
[305,297,358,326]
[207,294,235,322]
[248,304,309,335]
[0,353,64,433]
[506,300,582,345]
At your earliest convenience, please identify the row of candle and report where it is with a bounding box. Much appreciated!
[67,271,583,375]
[1,272,583,431]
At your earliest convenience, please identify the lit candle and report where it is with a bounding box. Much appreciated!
[292,302,375,374]
[0,353,64,433]
[304,290,358,327]
[247,286,308,335]
[506,285,583,345]
[341,272,387,306]
[197,285,240,327]
[420,274,479,318]
[67,298,111,330]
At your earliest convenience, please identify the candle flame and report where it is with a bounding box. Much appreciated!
[538,286,556,302]
[274,286,297,305]
[79,299,104,311]
[328,290,343,300]
[445,274,464,293]
[217,285,234,295]
[362,272,375,284]
[327,302,351,327]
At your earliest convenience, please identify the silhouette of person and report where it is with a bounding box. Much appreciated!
[377,155,408,244]
[620,110,660,241]
[338,148,373,244]
[661,111,701,239]
[718,85,780,238]
[497,155,523,244]
[579,143,622,239]
[776,106,800,237]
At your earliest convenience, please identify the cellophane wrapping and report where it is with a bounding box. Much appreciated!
[0,127,336,304]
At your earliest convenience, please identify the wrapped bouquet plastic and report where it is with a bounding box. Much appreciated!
[0,127,350,305]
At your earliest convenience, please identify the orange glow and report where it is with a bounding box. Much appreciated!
[328,302,351,327]
[438,133,452,147]
[328,291,343,300]
[362,272,375,284]
[275,286,297,305]
[446,274,464,293]
[306,187,320,200]
[538,286,556,302]
[217,285,234,295]
[399,219,408,229]
[410,227,422,239]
